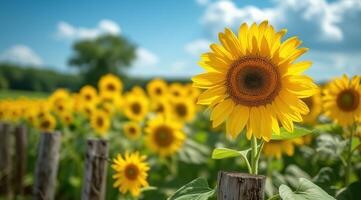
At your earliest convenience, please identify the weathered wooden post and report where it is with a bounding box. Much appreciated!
[0,122,13,199]
[14,124,28,196]
[217,171,266,200]
[81,139,108,200]
[33,132,61,200]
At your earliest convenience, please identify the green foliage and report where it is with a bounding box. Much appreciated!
[0,89,48,99]
[279,178,335,200]
[336,181,361,200]
[69,34,136,85]
[211,147,250,160]
[271,126,312,140]
[168,178,215,200]
[0,63,81,92]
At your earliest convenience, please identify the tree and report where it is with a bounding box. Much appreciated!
[68,34,136,85]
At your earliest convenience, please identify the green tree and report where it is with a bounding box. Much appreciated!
[68,34,136,85]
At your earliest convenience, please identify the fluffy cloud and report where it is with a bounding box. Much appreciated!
[196,0,210,6]
[197,0,361,79]
[0,45,43,66]
[134,48,159,67]
[185,39,211,56]
[56,19,121,40]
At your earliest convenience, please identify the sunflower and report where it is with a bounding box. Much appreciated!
[123,121,142,140]
[60,112,74,126]
[323,75,361,127]
[192,21,317,141]
[170,99,196,123]
[169,83,186,100]
[301,89,322,124]
[263,139,301,159]
[150,98,171,115]
[90,110,110,135]
[98,74,123,94]
[111,151,149,197]
[147,79,168,99]
[37,113,57,132]
[123,94,149,121]
[145,116,185,157]
[80,85,98,104]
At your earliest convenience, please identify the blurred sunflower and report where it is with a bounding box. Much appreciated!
[80,85,98,104]
[112,151,149,197]
[60,112,74,126]
[90,110,110,135]
[302,89,322,124]
[145,116,185,157]
[98,74,123,94]
[170,99,196,122]
[37,113,56,132]
[147,78,168,99]
[323,75,361,127]
[123,94,149,121]
[169,83,186,100]
[263,139,302,159]
[192,21,317,141]
[123,121,142,140]
[150,99,171,115]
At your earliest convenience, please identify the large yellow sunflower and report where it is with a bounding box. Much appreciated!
[98,74,123,94]
[323,75,361,127]
[145,116,185,157]
[90,110,110,135]
[192,21,317,141]
[147,78,168,99]
[302,89,322,124]
[123,121,142,140]
[123,94,149,121]
[112,151,149,197]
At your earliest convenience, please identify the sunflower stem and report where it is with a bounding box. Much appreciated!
[250,136,258,174]
[345,123,355,186]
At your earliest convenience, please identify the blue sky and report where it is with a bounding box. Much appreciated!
[0,0,360,81]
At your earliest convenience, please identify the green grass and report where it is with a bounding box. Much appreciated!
[0,89,48,99]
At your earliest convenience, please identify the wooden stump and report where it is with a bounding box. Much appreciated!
[217,171,266,200]
[81,139,108,200]
[14,124,28,196]
[0,122,13,199]
[33,132,61,200]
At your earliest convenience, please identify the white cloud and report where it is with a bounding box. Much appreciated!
[134,48,159,67]
[56,19,121,40]
[0,45,43,66]
[196,0,210,6]
[185,39,211,56]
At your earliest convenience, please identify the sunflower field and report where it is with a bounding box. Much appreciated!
[0,21,361,200]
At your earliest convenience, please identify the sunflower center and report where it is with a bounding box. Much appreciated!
[175,104,187,117]
[154,126,174,147]
[155,88,162,95]
[128,127,136,135]
[226,56,281,106]
[41,120,50,129]
[156,104,164,113]
[124,164,139,180]
[337,89,360,112]
[97,117,104,126]
[107,83,116,91]
[85,94,92,101]
[131,103,141,115]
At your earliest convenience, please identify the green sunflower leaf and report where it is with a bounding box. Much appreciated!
[168,177,215,200]
[351,137,361,152]
[211,147,249,160]
[279,178,335,200]
[271,126,312,140]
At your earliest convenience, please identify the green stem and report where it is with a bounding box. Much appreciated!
[251,136,258,174]
[345,124,355,186]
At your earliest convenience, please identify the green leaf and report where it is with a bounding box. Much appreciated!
[336,181,361,200]
[351,137,361,152]
[279,178,335,200]
[167,177,215,200]
[271,126,312,140]
[211,147,249,160]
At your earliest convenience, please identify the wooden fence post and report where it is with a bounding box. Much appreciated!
[33,132,61,200]
[0,122,13,199]
[81,139,108,200]
[14,124,28,196]
[217,171,266,200]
